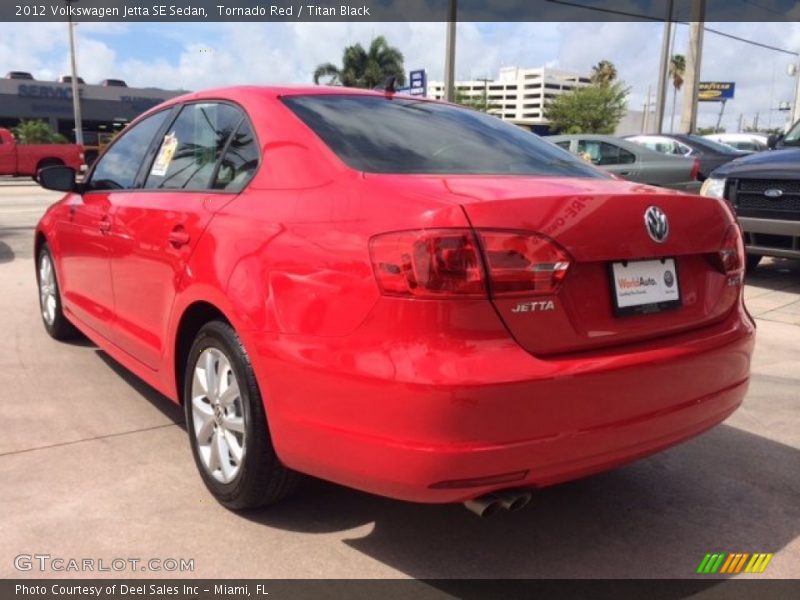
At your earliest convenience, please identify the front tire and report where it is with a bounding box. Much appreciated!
[37,244,78,340]
[184,321,298,510]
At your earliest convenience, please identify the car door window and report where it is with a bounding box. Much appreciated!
[144,102,243,190]
[88,110,170,191]
[576,141,635,166]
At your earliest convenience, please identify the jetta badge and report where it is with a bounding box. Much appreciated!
[764,188,784,198]
[644,206,669,243]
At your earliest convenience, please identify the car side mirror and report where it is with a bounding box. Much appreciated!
[38,165,78,192]
[767,134,782,150]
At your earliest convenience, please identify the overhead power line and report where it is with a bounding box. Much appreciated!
[544,0,800,57]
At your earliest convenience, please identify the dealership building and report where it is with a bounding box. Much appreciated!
[427,66,591,132]
[0,77,184,153]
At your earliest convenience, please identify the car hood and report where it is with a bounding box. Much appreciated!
[710,148,800,179]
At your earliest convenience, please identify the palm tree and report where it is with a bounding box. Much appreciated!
[669,54,686,133]
[590,60,618,87]
[313,36,405,89]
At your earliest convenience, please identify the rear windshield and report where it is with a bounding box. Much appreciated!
[282,95,606,178]
[686,136,742,155]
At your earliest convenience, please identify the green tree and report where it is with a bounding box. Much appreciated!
[590,60,618,87]
[545,83,629,134]
[696,126,725,135]
[668,54,686,133]
[12,120,68,144]
[454,87,500,114]
[313,36,405,88]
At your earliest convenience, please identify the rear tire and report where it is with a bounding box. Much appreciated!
[37,244,78,340]
[184,321,298,510]
[746,254,762,272]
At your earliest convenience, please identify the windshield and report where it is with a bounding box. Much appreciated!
[282,95,607,178]
[782,121,800,146]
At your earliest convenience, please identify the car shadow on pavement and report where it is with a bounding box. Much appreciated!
[94,350,185,428]
[746,258,800,291]
[0,241,13,264]
[240,423,799,580]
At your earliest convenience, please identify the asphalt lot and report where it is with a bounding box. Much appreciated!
[1,181,798,581]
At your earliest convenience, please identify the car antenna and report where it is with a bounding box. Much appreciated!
[383,76,397,94]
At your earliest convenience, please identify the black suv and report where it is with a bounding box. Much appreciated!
[700,122,800,270]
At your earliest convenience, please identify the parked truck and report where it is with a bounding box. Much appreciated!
[0,128,84,178]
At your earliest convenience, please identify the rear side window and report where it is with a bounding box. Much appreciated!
[212,120,259,191]
[577,140,636,166]
[282,95,605,178]
[145,103,243,190]
[89,110,170,190]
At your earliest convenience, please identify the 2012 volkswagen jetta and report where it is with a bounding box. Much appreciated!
[34,86,754,514]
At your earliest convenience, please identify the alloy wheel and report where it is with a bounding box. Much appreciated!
[190,347,246,483]
[38,253,57,326]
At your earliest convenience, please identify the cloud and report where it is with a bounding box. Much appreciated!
[1,20,797,131]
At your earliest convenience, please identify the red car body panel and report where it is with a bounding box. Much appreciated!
[35,86,755,504]
[0,128,84,176]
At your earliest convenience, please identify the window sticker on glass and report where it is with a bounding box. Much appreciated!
[151,132,178,177]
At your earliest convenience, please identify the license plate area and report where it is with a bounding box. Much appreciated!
[610,258,681,316]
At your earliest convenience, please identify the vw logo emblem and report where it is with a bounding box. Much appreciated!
[644,206,669,243]
[764,188,784,198]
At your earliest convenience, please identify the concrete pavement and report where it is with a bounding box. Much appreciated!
[1,186,798,580]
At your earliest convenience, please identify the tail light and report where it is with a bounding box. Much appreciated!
[369,229,485,298]
[477,231,571,296]
[691,159,701,181]
[369,229,571,299]
[710,223,745,274]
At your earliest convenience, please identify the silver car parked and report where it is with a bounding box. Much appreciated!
[547,134,701,192]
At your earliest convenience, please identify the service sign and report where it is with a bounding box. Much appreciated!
[409,69,427,96]
[698,82,736,102]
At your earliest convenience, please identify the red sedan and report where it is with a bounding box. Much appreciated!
[35,86,754,516]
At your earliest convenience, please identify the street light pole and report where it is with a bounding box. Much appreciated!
[680,0,706,134]
[788,63,800,125]
[443,0,457,102]
[66,0,83,145]
[654,0,674,134]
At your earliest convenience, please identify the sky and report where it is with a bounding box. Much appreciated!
[1,20,799,132]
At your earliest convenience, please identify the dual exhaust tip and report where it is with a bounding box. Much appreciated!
[463,488,532,518]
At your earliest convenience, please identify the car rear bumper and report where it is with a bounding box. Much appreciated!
[250,303,755,503]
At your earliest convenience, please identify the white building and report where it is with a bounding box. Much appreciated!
[427,66,592,129]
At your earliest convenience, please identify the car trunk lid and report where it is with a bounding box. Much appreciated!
[446,176,740,355]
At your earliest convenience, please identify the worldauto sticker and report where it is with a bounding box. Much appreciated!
[617,276,658,289]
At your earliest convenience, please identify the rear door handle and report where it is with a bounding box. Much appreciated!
[168,227,190,248]
[99,216,111,234]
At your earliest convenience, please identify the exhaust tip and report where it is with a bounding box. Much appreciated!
[505,492,532,512]
[463,494,503,518]
[493,488,533,512]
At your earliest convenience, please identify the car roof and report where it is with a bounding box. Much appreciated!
[704,133,768,141]
[134,85,440,124]
[156,85,433,109]
[548,133,656,152]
